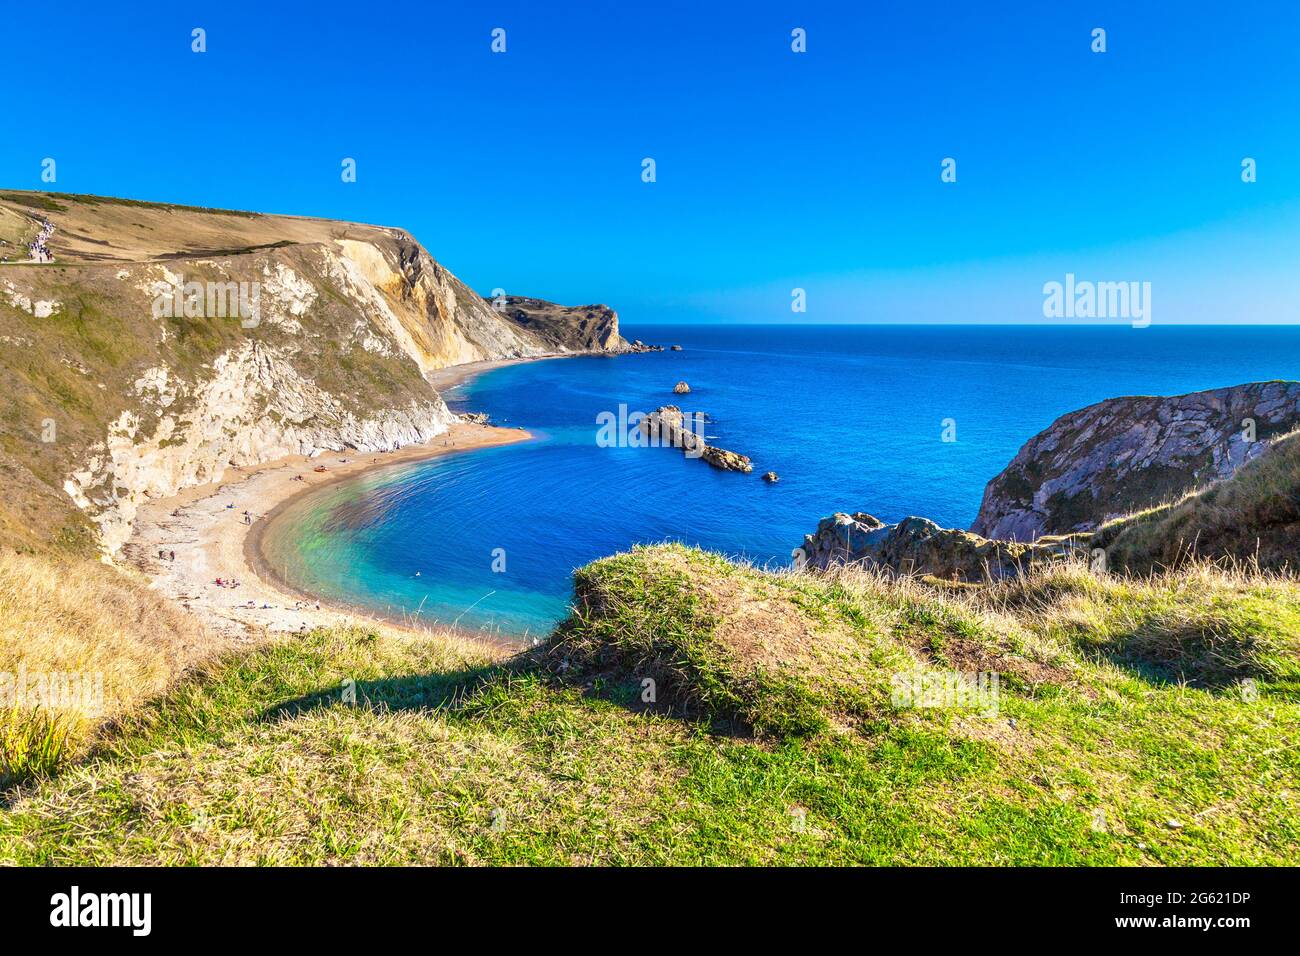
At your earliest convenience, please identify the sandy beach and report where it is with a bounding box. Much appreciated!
[121,422,532,645]
[425,351,595,394]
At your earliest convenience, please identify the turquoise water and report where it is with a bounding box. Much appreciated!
[261,325,1300,637]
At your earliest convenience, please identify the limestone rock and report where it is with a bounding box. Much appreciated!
[972,381,1300,541]
[640,405,752,473]
[673,381,691,394]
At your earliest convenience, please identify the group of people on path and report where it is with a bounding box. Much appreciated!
[27,219,54,263]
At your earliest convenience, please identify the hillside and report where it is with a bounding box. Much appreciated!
[1093,429,1300,573]
[0,190,630,555]
[2,544,1296,864]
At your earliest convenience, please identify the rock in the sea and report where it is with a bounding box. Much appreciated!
[670,344,683,351]
[673,381,691,394]
[972,381,1300,541]
[797,512,1081,582]
[701,446,753,473]
[762,471,779,483]
[624,339,665,353]
[640,405,752,473]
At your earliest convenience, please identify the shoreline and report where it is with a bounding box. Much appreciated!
[243,423,535,646]
[426,350,613,394]
[123,422,533,648]
[124,344,645,650]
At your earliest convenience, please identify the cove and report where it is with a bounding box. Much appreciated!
[256,323,1300,638]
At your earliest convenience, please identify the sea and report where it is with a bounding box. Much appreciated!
[257,324,1300,638]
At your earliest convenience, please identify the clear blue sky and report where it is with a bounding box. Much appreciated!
[4,1,1299,324]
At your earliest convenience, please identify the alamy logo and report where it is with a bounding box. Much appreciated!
[1042,273,1151,328]
[0,665,103,715]
[50,886,151,936]
[151,274,261,328]
[891,670,1000,717]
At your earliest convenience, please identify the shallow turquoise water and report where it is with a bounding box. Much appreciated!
[260,324,1300,637]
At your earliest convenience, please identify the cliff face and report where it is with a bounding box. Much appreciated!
[0,190,628,555]
[971,382,1300,542]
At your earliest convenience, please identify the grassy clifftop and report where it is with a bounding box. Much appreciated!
[3,544,1296,865]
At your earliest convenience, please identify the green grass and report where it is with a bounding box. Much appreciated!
[1,544,1297,865]
[0,707,80,790]
[1094,430,1300,573]
[0,191,259,218]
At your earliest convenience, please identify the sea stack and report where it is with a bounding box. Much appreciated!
[640,405,752,473]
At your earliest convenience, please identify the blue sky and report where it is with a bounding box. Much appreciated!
[3,1,1299,323]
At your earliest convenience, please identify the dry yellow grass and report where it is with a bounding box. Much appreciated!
[0,550,219,784]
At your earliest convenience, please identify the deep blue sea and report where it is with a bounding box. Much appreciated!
[260,325,1300,638]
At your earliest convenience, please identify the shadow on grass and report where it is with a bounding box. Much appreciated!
[260,660,508,723]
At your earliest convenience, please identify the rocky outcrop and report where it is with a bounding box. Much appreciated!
[797,512,1080,582]
[700,446,753,473]
[673,381,691,394]
[483,295,630,353]
[640,405,753,473]
[624,339,663,353]
[972,382,1300,541]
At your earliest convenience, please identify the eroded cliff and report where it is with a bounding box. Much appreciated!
[0,190,630,555]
